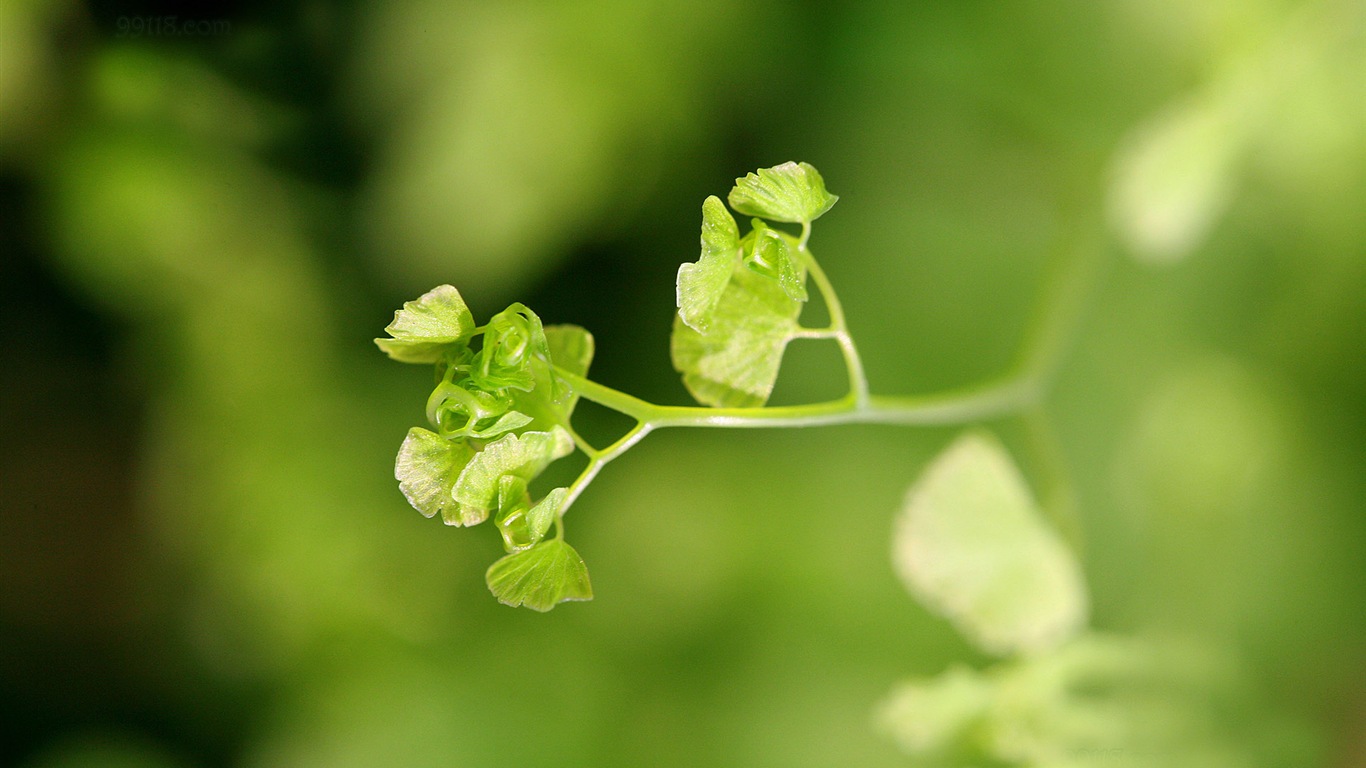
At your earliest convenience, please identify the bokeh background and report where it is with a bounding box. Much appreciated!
[2,1,1364,766]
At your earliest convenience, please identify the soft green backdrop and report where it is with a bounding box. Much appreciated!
[2,1,1363,766]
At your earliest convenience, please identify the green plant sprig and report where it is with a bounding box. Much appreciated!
[376,161,1093,612]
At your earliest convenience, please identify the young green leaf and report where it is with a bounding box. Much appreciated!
[893,431,1088,656]
[671,256,803,407]
[728,162,838,224]
[426,379,531,439]
[543,324,594,414]
[676,195,741,332]
[375,285,477,363]
[485,538,593,611]
[394,427,477,526]
[745,219,807,302]
[493,480,564,552]
[545,324,594,378]
[500,324,595,436]
[464,410,535,439]
[525,487,567,544]
[472,302,552,392]
[452,427,574,523]
[493,475,532,551]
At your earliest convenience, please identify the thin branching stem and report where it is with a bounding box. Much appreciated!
[803,246,870,407]
[553,224,1101,518]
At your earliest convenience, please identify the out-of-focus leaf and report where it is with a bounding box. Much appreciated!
[875,665,993,756]
[893,431,1088,655]
[375,285,477,363]
[728,161,838,223]
[485,539,592,612]
[876,635,1298,767]
[670,260,802,408]
[452,428,573,523]
[1108,95,1243,264]
[394,427,477,526]
[676,195,741,332]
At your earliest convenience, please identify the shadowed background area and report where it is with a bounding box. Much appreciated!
[2,1,1364,766]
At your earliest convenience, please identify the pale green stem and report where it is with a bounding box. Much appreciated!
[803,246,870,407]
[789,328,842,340]
[558,421,652,518]
[561,421,600,456]
[556,370,1035,430]
[552,223,1100,517]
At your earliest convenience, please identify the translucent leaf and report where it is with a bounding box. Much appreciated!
[545,325,593,378]
[485,539,592,612]
[876,636,1278,766]
[465,410,534,439]
[526,487,566,544]
[745,218,807,302]
[452,428,573,523]
[493,480,562,552]
[497,474,529,512]
[394,427,477,526]
[1108,95,1242,264]
[375,284,477,363]
[471,302,550,391]
[670,259,802,408]
[425,379,531,439]
[727,161,838,223]
[893,431,1088,655]
[494,475,532,551]
[875,665,993,757]
[676,195,741,332]
[544,324,594,417]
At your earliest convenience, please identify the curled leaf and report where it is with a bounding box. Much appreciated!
[425,378,532,439]
[494,481,564,552]
[745,218,807,302]
[671,256,803,408]
[473,302,552,392]
[676,195,741,332]
[525,487,566,544]
[375,285,477,363]
[728,161,838,223]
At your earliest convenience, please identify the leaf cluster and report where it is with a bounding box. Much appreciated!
[672,162,837,407]
[375,164,1089,636]
[376,286,594,611]
[375,162,843,611]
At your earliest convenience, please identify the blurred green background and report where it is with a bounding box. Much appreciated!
[2,1,1364,766]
